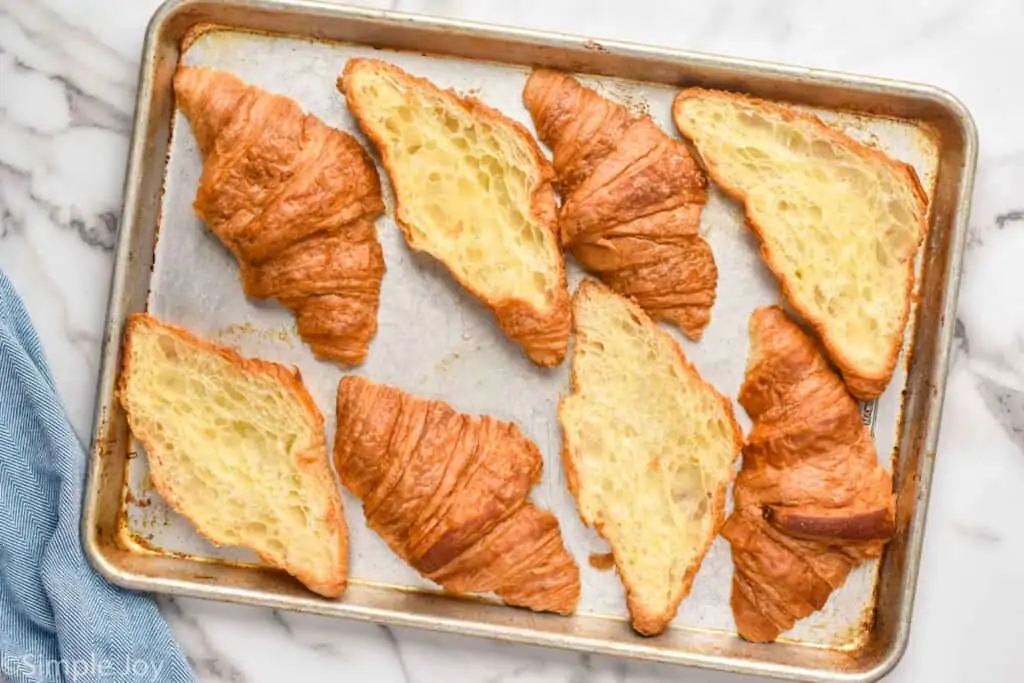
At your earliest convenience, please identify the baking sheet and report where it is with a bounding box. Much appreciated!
[124,27,939,649]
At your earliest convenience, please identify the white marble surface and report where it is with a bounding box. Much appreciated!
[1,0,1022,680]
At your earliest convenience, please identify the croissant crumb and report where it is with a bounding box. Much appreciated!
[117,314,349,597]
[672,88,928,397]
[559,281,742,635]
[340,58,571,366]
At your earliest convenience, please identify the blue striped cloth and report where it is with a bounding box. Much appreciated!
[0,271,194,683]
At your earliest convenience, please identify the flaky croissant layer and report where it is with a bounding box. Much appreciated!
[174,66,386,366]
[723,306,895,643]
[334,376,581,615]
[524,69,718,339]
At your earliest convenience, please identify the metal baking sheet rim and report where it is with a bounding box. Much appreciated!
[82,0,979,681]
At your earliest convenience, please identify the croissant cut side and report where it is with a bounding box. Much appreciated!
[723,306,896,643]
[559,281,742,636]
[340,58,571,367]
[117,314,349,598]
[523,69,717,340]
[334,375,581,615]
[672,88,929,398]
[174,66,386,366]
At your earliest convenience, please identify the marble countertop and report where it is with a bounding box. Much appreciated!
[2,0,1023,680]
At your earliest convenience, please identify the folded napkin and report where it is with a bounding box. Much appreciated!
[0,271,194,683]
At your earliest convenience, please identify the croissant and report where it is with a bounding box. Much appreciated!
[334,376,581,615]
[340,58,571,367]
[523,69,717,339]
[173,66,386,366]
[723,306,896,643]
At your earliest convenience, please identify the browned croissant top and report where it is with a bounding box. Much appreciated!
[523,69,717,339]
[174,66,385,365]
[723,306,895,643]
[334,376,581,615]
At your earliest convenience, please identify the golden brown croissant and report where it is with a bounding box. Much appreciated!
[523,69,717,339]
[173,66,386,365]
[334,376,581,615]
[723,306,896,643]
[339,58,571,367]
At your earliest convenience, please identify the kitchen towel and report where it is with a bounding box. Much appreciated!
[0,270,194,683]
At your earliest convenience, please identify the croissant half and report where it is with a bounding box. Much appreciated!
[723,306,896,643]
[340,59,571,367]
[523,69,718,339]
[118,314,349,598]
[334,376,581,614]
[672,89,928,398]
[174,66,386,366]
